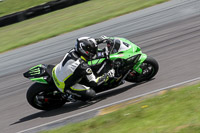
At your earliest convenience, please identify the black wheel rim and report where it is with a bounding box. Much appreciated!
[34,91,61,108]
[139,62,154,80]
[126,62,155,82]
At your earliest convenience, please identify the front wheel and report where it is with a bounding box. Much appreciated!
[125,56,159,83]
[26,83,66,110]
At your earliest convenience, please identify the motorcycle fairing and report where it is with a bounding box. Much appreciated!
[23,64,48,84]
[133,54,147,74]
[88,37,147,74]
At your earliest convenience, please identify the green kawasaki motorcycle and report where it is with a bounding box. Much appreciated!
[24,37,159,110]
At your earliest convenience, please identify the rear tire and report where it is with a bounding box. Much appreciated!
[125,56,159,82]
[26,83,66,110]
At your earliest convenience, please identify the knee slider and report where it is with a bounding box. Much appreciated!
[86,89,96,98]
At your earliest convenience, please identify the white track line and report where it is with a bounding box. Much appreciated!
[17,77,200,133]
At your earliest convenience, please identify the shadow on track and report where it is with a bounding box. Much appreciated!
[11,80,154,126]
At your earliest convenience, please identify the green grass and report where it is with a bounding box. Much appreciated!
[0,0,169,53]
[0,0,52,17]
[41,82,200,133]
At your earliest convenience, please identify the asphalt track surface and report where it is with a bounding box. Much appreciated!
[0,0,200,132]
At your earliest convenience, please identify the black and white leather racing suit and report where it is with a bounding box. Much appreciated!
[52,49,110,101]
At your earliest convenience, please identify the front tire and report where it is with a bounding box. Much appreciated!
[26,83,66,110]
[125,56,159,82]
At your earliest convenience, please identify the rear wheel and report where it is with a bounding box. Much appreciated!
[26,83,66,110]
[125,56,159,82]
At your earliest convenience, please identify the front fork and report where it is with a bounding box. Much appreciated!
[114,53,147,84]
[133,53,147,74]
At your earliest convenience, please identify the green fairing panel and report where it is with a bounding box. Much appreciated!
[88,37,147,74]
[116,38,147,73]
[109,38,142,60]
[110,38,147,74]
[30,77,48,84]
[88,58,105,65]
[133,54,147,74]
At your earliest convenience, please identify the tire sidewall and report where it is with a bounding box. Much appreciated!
[125,56,159,82]
[26,83,65,110]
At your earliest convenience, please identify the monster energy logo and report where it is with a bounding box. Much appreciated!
[29,65,42,76]
[29,67,40,75]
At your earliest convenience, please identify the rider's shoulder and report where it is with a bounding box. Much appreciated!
[67,49,80,59]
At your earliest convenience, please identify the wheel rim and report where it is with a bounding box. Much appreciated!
[126,62,155,82]
[138,62,155,80]
[34,91,48,107]
[142,63,154,76]
[33,91,61,108]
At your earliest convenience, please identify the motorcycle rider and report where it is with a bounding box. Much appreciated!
[52,36,115,102]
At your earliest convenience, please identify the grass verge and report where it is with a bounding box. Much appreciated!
[0,0,169,53]
[41,82,200,133]
[0,0,52,17]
